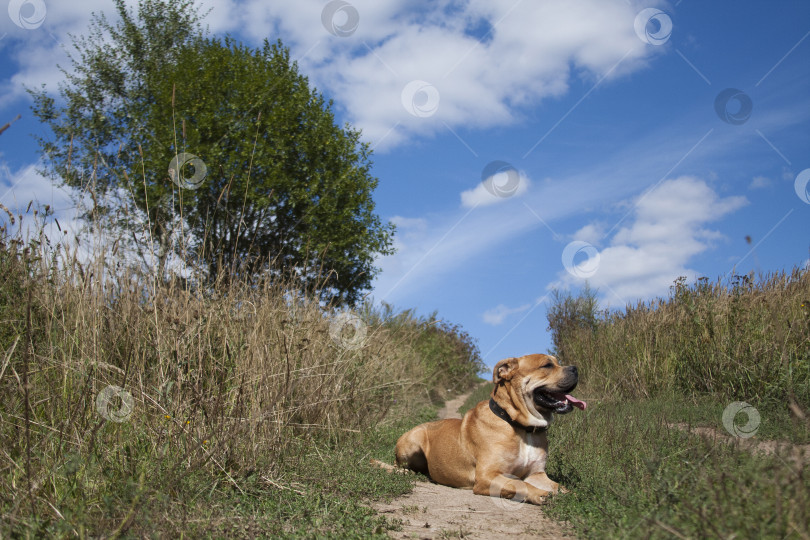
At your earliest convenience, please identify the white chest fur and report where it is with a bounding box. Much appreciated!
[513,432,548,477]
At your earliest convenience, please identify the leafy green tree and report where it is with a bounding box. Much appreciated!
[29,0,395,305]
[29,0,205,267]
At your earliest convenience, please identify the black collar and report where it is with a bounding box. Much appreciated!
[489,398,547,434]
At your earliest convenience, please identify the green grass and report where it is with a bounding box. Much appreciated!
[9,399,438,539]
[196,406,438,539]
[644,392,810,445]
[457,379,491,417]
[545,395,809,539]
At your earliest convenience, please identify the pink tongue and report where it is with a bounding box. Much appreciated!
[565,394,587,410]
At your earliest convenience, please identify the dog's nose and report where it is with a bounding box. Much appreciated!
[568,366,578,377]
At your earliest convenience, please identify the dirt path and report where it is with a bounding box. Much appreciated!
[437,389,474,420]
[373,385,577,540]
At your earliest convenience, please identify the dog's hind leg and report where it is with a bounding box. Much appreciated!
[394,425,430,476]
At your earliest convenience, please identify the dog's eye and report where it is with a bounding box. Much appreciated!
[543,363,553,369]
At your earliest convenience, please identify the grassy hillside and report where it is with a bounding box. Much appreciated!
[549,271,810,409]
[0,210,483,538]
[544,269,810,538]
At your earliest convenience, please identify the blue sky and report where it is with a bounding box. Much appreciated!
[1,0,809,370]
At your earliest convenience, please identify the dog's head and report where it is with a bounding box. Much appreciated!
[491,354,586,428]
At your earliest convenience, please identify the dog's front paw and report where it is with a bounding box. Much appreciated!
[526,489,553,505]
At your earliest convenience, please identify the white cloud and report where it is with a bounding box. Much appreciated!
[378,215,430,278]
[483,302,531,325]
[460,169,530,208]
[0,161,204,278]
[204,0,659,150]
[0,0,134,108]
[551,176,748,304]
[2,0,659,149]
[390,215,427,233]
[388,215,427,255]
[371,167,611,304]
[0,162,72,214]
[369,102,803,306]
[571,222,605,245]
[0,162,82,255]
[749,175,771,189]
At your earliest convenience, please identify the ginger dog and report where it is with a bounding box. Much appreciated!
[394,354,586,504]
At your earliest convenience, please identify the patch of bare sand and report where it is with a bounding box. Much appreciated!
[372,385,578,539]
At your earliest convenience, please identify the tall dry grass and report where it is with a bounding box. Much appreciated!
[0,206,482,536]
[548,270,810,405]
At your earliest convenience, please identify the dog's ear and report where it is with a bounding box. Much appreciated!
[493,357,519,384]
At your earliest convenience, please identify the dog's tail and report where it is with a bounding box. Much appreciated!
[370,459,412,474]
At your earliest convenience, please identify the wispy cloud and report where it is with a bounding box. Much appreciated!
[460,169,530,208]
[749,175,771,189]
[483,302,532,325]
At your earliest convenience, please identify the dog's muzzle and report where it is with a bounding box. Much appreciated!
[532,366,587,414]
